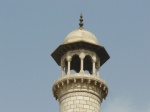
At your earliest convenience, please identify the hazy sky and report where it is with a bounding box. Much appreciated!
[0,0,150,112]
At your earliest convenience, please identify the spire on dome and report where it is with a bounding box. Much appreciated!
[79,13,84,29]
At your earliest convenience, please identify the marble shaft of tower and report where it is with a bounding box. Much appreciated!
[51,15,110,112]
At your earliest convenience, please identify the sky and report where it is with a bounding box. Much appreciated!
[0,0,150,112]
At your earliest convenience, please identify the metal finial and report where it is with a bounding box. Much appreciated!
[79,13,84,28]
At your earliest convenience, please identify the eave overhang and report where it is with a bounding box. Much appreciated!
[51,41,110,66]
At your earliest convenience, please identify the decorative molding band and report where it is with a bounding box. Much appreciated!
[52,75,108,100]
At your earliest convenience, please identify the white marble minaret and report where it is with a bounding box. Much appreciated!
[51,14,110,112]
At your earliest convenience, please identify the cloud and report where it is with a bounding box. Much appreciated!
[101,96,150,112]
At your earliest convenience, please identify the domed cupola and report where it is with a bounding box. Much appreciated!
[64,28,98,45]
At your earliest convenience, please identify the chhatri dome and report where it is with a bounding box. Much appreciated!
[64,29,98,45]
[64,14,98,45]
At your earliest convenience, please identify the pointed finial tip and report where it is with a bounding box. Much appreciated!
[79,13,84,28]
[80,13,83,17]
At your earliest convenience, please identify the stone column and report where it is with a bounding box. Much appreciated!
[79,52,85,73]
[97,59,100,77]
[97,68,99,77]
[92,55,96,75]
[67,55,72,75]
[61,66,64,76]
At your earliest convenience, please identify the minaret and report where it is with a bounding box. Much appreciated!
[51,14,110,112]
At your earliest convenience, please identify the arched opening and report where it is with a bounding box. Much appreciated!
[70,54,80,73]
[64,59,68,75]
[70,70,76,74]
[95,59,100,76]
[84,55,92,74]
[84,70,90,74]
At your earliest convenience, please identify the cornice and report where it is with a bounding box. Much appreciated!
[52,73,108,100]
